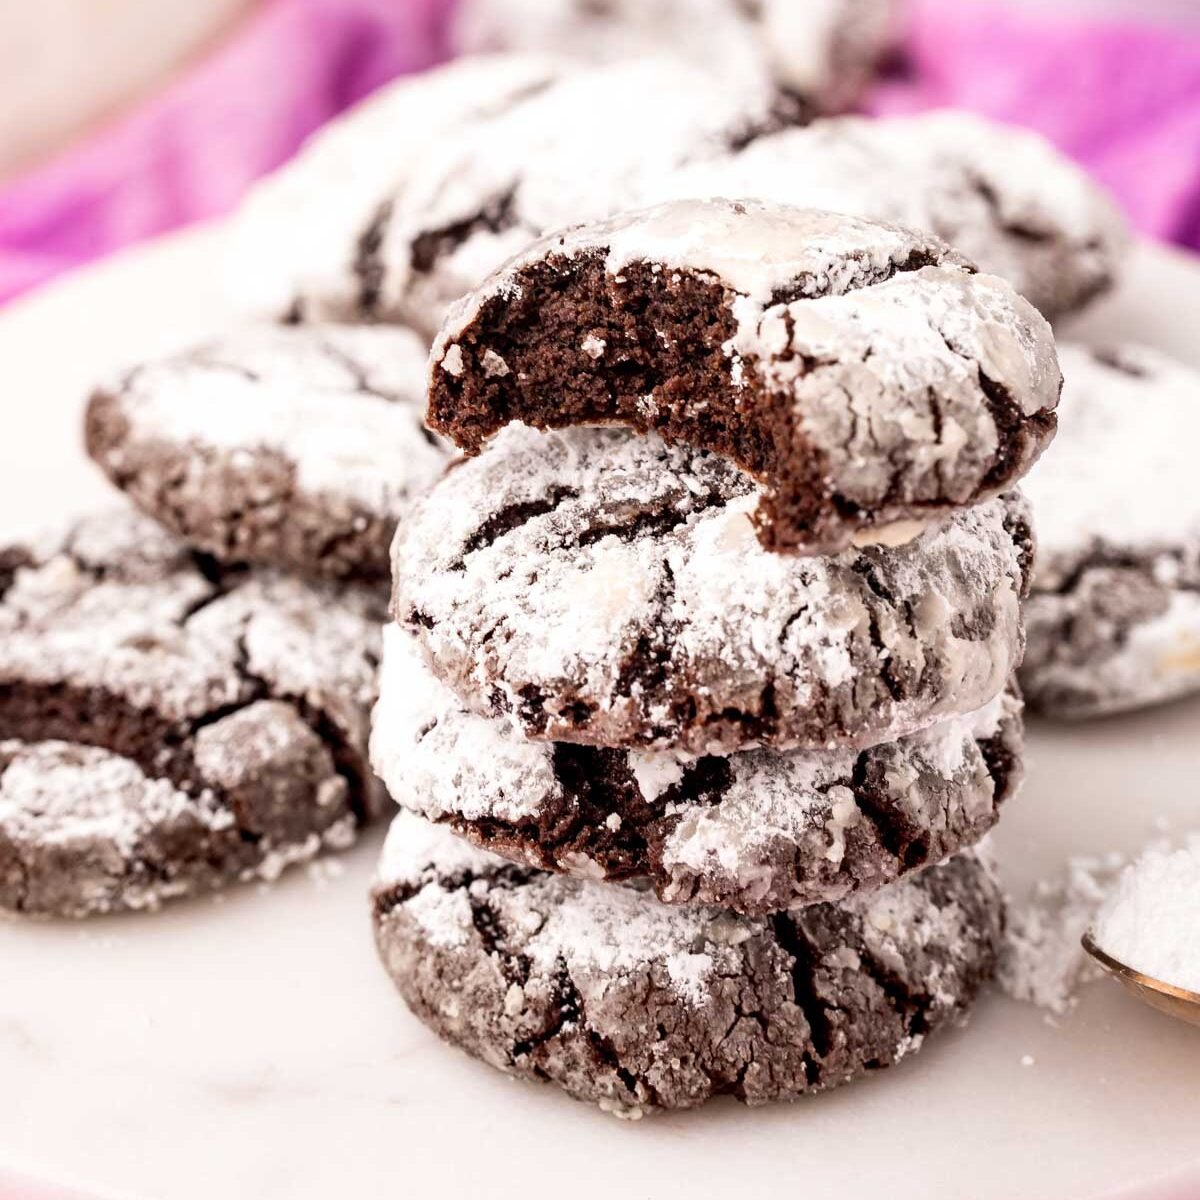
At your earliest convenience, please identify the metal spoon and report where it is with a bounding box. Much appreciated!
[1082,933,1200,1027]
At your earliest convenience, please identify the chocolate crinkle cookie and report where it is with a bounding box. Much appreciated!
[429,199,1060,555]
[393,425,1034,755]
[85,323,449,581]
[636,111,1128,320]
[232,57,789,334]
[372,626,1024,914]
[0,509,386,917]
[340,64,797,337]
[1021,344,1200,718]
[228,53,566,323]
[371,813,1003,1116]
[451,0,900,118]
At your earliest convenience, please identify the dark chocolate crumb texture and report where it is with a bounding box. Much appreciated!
[372,813,1002,1117]
[0,509,386,916]
[428,199,1060,556]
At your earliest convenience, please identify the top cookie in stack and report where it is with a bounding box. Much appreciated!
[370,198,1058,1115]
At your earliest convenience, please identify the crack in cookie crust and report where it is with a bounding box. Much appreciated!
[372,627,1025,913]
[0,510,386,916]
[1021,344,1200,717]
[636,112,1127,320]
[85,324,449,581]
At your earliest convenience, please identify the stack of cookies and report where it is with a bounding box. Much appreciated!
[370,198,1060,1115]
[0,324,451,917]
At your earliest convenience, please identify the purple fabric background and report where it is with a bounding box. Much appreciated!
[1,0,1199,304]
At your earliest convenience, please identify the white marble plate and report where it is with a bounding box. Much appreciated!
[1,227,1199,1200]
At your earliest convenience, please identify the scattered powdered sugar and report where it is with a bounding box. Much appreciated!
[999,852,1127,1015]
[102,324,448,514]
[1092,835,1200,992]
[1025,344,1200,569]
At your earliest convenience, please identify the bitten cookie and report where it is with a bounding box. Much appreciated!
[429,200,1060,555]
[372,813,1002,1116]
[639,111,1127,319]
[0,510,386,916]
[1021,344,1200,717]
[372,626,1024,914]
[452,0,899,117]
[393,425,1034,754]
[85,324,448,580]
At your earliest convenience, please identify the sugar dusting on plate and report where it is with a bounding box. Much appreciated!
[999,851,1127,1015]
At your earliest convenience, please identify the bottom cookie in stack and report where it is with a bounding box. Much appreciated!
[371,811,1002,1117]
[369,630,1013,1115]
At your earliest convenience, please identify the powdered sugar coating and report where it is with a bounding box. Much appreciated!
[86,324,449,580]
[0,509,386,914]
[430,199,1060,555]
[372,812,1002,1115]
[1021,344,1200,716]
[353,62,782,335]
[1026,345,1200,572]
[2,511,382,728]
[0,733,355,917]
[0,740,231,856]
[452,0,898,113]
[640,111,1127,318]
[227,54,565,321]
[372,625,1023,912]
[394,424,1033,753]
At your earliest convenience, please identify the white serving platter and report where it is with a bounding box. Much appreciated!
[0,227,1198,1200]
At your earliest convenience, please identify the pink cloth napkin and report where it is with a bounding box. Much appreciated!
[3,0,1200,304]
[0,0,452,303]
[872,0,1200,253]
